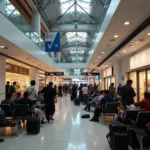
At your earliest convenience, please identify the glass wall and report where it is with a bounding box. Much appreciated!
[139,71,146,100]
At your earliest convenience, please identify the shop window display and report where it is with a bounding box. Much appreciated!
[139,71,146,100]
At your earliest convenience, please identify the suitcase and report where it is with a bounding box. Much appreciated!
[113,132,128,150]
[26,117,40,134]
[106,122,127,148]
[59,92,63,97]
[74,98,80,106]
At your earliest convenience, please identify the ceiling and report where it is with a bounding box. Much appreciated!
[0,36,55,72]
[88,0,150,71]
[32,0,111,63]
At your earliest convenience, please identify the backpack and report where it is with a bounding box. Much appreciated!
[9,85,15,94]
[81,114,90,118]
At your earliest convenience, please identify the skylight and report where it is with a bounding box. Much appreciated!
[5,0,20,16]
[60,0,91,14]
[66,32,87,43]
[70,50,84,54]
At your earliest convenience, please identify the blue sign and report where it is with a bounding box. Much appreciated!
[122,76,124,80]
[45,32,60,52]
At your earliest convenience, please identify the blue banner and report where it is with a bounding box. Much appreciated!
[45,32,60,52]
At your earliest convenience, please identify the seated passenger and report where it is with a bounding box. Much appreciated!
[1,93,15,109]
[83,91,104,111]
[18,92,33,110]
[90,90,111,122]
[134,92,150,111]
[37,91,44,104]
[15,92,21,101]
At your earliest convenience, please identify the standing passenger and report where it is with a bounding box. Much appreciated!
[42,82,56,122]
[82,84,88,105]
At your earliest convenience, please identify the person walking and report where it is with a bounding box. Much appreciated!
[26,80,38,104]
[79,83,83,102]
[5,81,10,94]
[120,79,136,111]
[9,82,17,100]
[82,84,88,105]
[42,82,56,122]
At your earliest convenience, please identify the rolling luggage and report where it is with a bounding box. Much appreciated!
[113,132,128,150]
[26,117,40,134]
[74,98,80,106]
[106,122,127,148]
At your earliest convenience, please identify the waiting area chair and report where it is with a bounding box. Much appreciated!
[129,111,150,150]
[0,104,14,119]
[15,104,31,120]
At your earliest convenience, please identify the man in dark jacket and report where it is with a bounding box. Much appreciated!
[120,79,136,111]
[42,82,56,122]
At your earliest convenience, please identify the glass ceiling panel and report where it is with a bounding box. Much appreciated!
[60,0,91,14]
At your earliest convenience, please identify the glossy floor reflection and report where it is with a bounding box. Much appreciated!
[0,95,110,150]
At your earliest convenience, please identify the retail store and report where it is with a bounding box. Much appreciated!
[39,73,46,90]
[103,67,115,90]
[129,48,150,102]
[6,63,29,94]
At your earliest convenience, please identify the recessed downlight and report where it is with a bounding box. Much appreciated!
[102,52,105,54]
[147,33,150,36]
[98,56,101,58]
[95,60,97,61]
[0,46,5,49]
[135,41,139,44]
[114,35,119,38]
[123,50,126,53]
[124,21,130,25]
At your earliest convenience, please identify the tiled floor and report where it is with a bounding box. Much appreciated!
[0,95,111,150]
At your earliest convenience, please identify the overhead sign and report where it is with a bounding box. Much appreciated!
[45,32,60,52]
[81,72,100,76]
[45,72,64,76]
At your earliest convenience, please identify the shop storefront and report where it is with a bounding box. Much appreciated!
[103,67,116,90]
[39,73,46,90]
[129,48,150,101]
[6,63,29,94]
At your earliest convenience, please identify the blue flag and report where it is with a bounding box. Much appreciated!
[45,32,60,52]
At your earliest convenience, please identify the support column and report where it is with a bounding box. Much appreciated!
[0,56,6,102]
[32,11,41,37]
[0,0,5,14]
[114,60,122,88]
[29,69,39,90]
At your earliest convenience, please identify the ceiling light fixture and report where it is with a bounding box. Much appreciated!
[95,60,97,61]
[147,33,150,36]
[135,41,139,44]
[98,56,101,58]
[114,35,119,38]
[123,50,126,53]
[0,46,5,49]
[124,21,130,25]
[102,52,105,54]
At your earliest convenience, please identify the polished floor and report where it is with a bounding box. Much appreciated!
[0,95,111,150]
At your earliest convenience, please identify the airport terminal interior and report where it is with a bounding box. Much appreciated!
[0,0,150,150]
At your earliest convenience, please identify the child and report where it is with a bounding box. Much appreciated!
[15,92,21,100]
[37,91,44,104]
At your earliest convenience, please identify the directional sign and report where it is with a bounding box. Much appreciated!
[81,72,100,76]
[45,72,64,76]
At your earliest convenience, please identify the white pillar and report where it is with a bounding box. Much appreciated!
[0,56,6,102]
[32,11,41,37]
[29,69,39,90]
[0,0,5,14]
[114,60,122,89]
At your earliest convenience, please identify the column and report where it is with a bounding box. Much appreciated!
[32,11,41,37]
[0,56,6,102]
[114,60,122,88]
[29,69,39,90]
[0,0,5,14]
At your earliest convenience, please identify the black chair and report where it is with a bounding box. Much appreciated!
[101,102,120,121]
[123,110,141,125]
[15,104,31,120]
[130,111,150,150]
[0,104,13,119]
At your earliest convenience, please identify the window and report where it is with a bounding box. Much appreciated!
[60,0,91,14]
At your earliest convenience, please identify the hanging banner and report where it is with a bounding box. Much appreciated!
[45,32,60,52]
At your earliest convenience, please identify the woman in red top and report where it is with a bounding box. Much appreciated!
[134,92,150,111]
